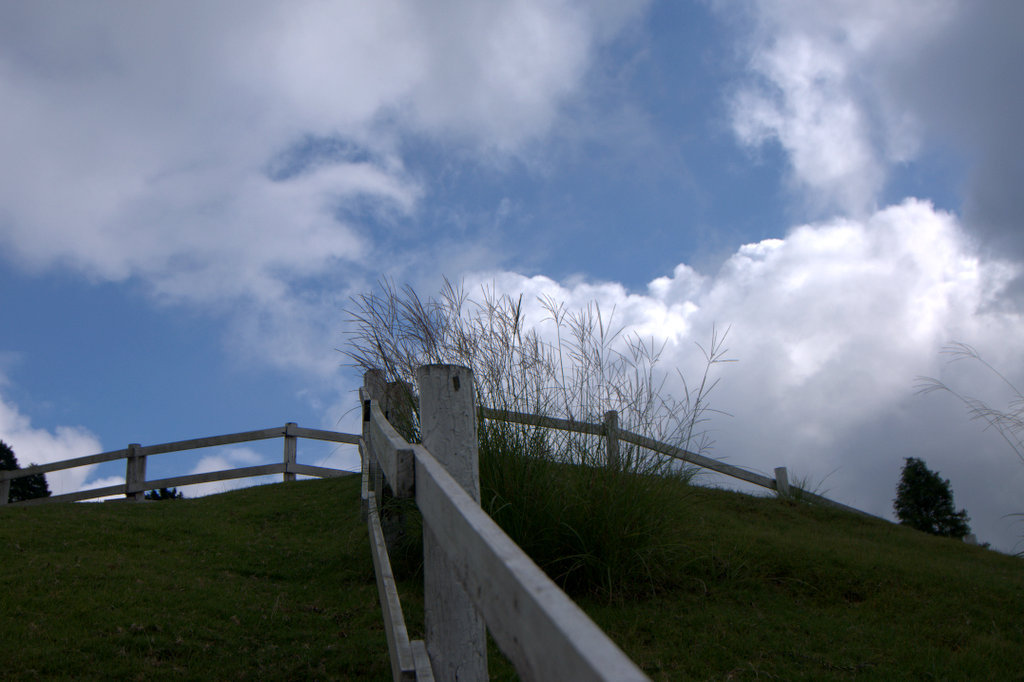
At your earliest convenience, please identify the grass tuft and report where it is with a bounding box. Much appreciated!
[478,419,695,598]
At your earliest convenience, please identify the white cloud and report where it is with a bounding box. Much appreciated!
[725,0,1024,261]
[724,0,956,214]
[173,446,276,498]
[0,1,646,377]
[474,199,1024,551]
[0,389,103,495]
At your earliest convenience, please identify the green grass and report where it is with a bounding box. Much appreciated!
[580,486,1024,680]
[0,476,390,680]
[4,474,1024,680]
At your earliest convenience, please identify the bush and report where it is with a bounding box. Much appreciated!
[893,457,970,539]
[145,487,184,501]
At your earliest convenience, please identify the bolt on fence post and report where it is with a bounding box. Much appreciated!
[283,423,298,482]
[604,410,620,469]
[774,466,790,499]
[125,444,146,501]
[417,364,488,682]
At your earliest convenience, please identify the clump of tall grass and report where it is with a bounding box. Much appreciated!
[478,419,698,596]
[773,468,837,505]
[346,278,732,596]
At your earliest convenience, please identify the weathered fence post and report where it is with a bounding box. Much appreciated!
[283,422,298,482]
[1,477,9,505]
[604,410,620,469]
[417,364,488,682]
[363,370,387,519]
[774,466,790,499]
[125,443,146,501]
[362,369,418,544]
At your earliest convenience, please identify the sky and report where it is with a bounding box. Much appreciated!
[2,1,1023,552]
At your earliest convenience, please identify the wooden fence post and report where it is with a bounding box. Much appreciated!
[1,477,9,505]
[604,410,620,469]
[417,364,487,682]
[125,444,146,501]
[283,423,298,482]
[363,370,387,511]
[774,467,790,499]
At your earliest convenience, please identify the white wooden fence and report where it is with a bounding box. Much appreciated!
[477,406,878,518]
[361,365,649,682]
[0,422,357,506]
[360,364,883,681]
[2,365,882,681]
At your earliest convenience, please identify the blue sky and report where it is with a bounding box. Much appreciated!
[3,1,1024,552]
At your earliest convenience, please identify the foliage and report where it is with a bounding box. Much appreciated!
[918,342,1023,549]
[893,457,971,538]
[347,278,732,595]
[478,419,696,597]
[774,467,837,505]
[0,439,51,503]
[917,342,1024,465]
[347,278,732,458]
[145,487,184,501]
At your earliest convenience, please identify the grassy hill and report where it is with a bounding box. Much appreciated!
[2,474,1022,680]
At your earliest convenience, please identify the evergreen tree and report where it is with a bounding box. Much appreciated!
[1,439,52,503]
[145,487,184,501]
[893,457,970,538]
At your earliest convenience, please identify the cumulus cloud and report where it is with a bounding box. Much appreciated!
[0,389,103,495]
[725,0,1024,259]
[722,1,934,210]
[878,1,1024,255]
[474,199,1024,551]
[0,1,646,375]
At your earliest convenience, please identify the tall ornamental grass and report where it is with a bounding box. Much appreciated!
[346,278,732,596]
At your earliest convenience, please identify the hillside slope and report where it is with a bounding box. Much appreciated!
[1,476,388,680]
[2,475,1022,680]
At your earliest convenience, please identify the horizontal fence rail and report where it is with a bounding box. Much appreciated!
[479,405,880,519]
[362,367,649,682]
[366,489,434,682]
[3,368,887,679]
[1,423,359,506]
[412,440,648,680]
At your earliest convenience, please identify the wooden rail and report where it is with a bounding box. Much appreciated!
[2,370,882,680]
[361,366,649,682]
[361,372,885,680]
[479,405,879,518]
[0,423,358,506]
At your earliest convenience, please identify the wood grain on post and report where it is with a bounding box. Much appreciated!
[283,422,298,482]
[417,364,487,682]
[125,443,146,501]
[774,467,790,499]
[362,373,386,510]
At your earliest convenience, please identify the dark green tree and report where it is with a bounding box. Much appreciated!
[145,487,184,501]
[1,439,52,503]
[893,457,970,538]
